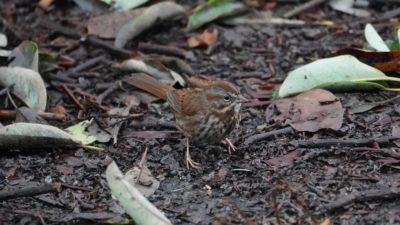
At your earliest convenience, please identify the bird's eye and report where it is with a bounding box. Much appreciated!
[223,95,231,101]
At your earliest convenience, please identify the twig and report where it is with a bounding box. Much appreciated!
[11,210,47,225]
[39,19,80,39]
[138,42,187,58]
[60,84,85,111]
[96,80,122,104]
[0,109,66,121]
[60,183,92,192]
[242,126,293,147]
[324,187,400,212]
[139,146,149,168]
[283,0,328,18]
[55,55,106,81]
[0,183,61,200]
[293,136,399,148]
[352,147,400,159]
[86,36,133,58]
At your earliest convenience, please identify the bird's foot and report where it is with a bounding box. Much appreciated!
[221,138,237,155]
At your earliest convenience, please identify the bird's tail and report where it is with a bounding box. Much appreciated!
[125,73,171,100]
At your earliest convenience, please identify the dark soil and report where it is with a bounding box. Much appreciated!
[1,0,400,224]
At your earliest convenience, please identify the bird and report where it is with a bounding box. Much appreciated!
[125,73,246,169]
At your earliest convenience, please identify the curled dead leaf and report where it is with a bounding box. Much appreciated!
[188,28,219,48]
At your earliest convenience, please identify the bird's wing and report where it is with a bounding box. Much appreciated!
[167,88,202,116]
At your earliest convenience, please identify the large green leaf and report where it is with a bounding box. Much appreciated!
[106,161,172,225]
[278,55,400,98]
[187,0,248,31]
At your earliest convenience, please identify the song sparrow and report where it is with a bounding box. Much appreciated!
[126,74,246,169]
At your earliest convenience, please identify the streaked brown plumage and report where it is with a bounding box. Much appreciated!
[126,74,246,169]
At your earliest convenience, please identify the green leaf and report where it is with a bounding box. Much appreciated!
[385,39,400,51]
[364,23,390,52]
[65,119,97,145]
[0,123,81,150]
[99,0,147,10]
[0,67,47,112]
[8,41,39,72]
[187,0,248,31]
[115,2,185,48]
[278,55,396,98]
[106,161,172,225]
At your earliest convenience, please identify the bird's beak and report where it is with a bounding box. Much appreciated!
[237,94,248,103]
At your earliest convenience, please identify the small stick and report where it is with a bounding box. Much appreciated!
[60,183,92,192]
[138,42,187,58]
[97,81,122,104]
[0,183,61,200]
[0,109,66,121]
[352,147,400,159]
[294,136,399,148]
[12,210,47,225]
[283,0,328,18]
[61,84,85,111]
[86,36,133,58]
[56,55,106,79]
[242,126,293,147]
[325,187,400,212]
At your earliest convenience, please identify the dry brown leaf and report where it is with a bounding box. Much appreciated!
[38,0,54,10]
[188,28,219,48]
[266,150,301,167]
[266,89,344,132]
[87,8,144,39]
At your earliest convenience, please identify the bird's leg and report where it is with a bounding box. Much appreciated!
[221,138,237,154]
[185,138,201,169]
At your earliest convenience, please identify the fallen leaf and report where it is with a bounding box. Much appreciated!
[115,2,185,48]
[99,0,147,11]
[332,48,400,73]
[0,67,47,112]
[329,0,370,18]
[266,89,344,132]
[0,123,81,150]
[124,166,160,197]
[364,23,389,52]
[87,8,143,39]
[106,161,172,225]
[187,0,248,31]
[188,28,219,48]
[0,33,8,47]
[38,0,54,10]
[87,121,112,143]
[277,55,400,98]
[266,150,301,167]
[8,41,39,72]
[65,119,97,145]
[56,165,74,175]
[319,218,330,225]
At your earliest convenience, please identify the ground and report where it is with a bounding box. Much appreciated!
[1,0,400,224]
